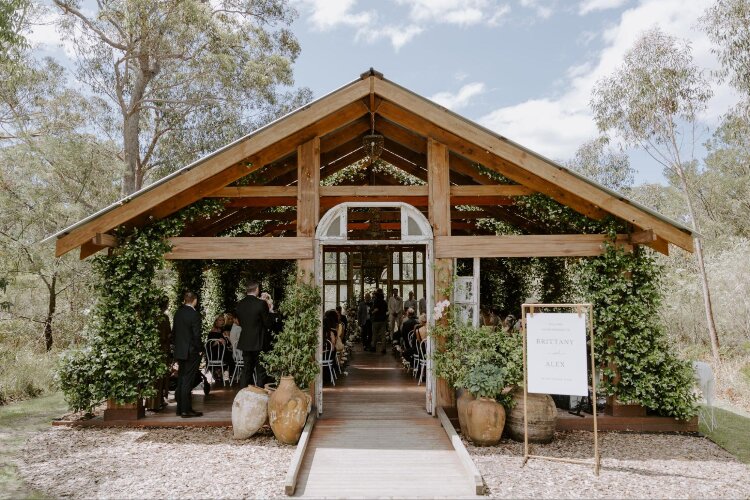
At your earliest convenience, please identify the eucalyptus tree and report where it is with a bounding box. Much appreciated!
[590,28,721,364]
[0,55,121,350]
[700,0,750,100]
[52,0,307,195]
[566,136,634,192]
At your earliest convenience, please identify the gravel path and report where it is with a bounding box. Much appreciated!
[466,431,750,499]
[19,426,293,499]
[17,426,750,499]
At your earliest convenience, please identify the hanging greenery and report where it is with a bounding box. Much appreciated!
[578,234,697,420]
[58,200,223,412]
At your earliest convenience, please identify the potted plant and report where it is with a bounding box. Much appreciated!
[260,272,321,444]
[465,363,510,446]
[432,300,524,437]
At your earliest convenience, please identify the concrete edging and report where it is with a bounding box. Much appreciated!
[437,406,485,495]
[284,409,317,496]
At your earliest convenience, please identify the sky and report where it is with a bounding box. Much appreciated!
[28,0,741,186]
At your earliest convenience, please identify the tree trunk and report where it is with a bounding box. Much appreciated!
[677,168,721,365]
[43,273,57,352]
[122,110,140,196]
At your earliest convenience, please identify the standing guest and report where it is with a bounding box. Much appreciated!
[360,293,373,351]
[418,295,426,316]
[146,296,172,411]
[173,291,203,418]
[257,292,281,386]
[335,305,348,341]
[371,289,388,354]
[235,282,272,388]
[387,288,404,338]
[404,291,418,317]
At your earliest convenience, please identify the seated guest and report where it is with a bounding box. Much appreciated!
[415,313,428,343]
[205,315,233,380]
[228,316,241,350]
[222,312,235,336]
[401,308,419,346]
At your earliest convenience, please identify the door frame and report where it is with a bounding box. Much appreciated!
[314,202,435,415]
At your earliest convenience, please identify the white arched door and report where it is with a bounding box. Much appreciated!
[314,202,435,414]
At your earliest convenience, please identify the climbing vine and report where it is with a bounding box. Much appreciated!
[578,234,697,419]
[58,200,223,412]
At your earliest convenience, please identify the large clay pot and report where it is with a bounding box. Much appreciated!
[267,376,311,445]
[466,397,506,446]
[456,389,475,436]
[506,388,557,443]
[231,386,269,439]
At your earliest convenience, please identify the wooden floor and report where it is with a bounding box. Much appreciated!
[293,349,477,499]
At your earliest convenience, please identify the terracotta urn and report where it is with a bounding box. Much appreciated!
[466,397,506,446]
[506,388,557,444]
[231,386,269,439]
[456,389,475,436]
[267,376,311,445]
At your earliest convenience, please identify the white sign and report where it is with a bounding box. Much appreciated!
[526,312,588,396]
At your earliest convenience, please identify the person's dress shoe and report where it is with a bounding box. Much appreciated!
[181,410,203,418]
[176,410,182,416]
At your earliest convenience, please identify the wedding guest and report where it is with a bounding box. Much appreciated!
[370,289,388,354]
[336,305,347,341]
[360,293,373,351]
[174,291,203,418]
[388,288,404,337]
[415,313,428,343]
[235,282,272,388]
[404,291,418,316]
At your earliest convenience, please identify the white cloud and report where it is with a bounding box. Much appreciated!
[357,24,424,52]
[519,0,555,19]
[478,0,739,162]
[295,0,373,31]
[296,0,511,51]
[431,82,486,110]
[578,0,629,15]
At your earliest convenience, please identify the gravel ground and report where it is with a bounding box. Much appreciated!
[17,426,750,499]
[466,431,750,499]
[18,426,293,499]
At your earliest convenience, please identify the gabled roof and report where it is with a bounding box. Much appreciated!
[45,69,695,256]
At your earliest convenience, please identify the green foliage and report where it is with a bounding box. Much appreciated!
[700,0,750,98]
[57,201,222,412]
[465,364,508,400]
[579,235,698,419]
[261,272,321,389]
[431,303,523,407]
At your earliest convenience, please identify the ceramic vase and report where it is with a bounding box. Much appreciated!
[267,376,311,445]
[466,397,506,446]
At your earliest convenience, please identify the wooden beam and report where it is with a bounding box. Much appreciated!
[629,229,656,244]
[373,79,694,251]
[207,186,297,198]
[435,235,632,258]
[320,196,429,209]
[79,241,105,259]
[450,196,514,206]
[92,233,117,248]
[321,117,370,153]
[428,139,451,237]
[319,186,428,197]
[450,185,535,197]
[165,237,313,259]
[297,137,320,276]
[227,197,297,207]
[55,79,371,257]
[376,100,607,222]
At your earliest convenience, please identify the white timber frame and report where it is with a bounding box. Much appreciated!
[314,202,436,415]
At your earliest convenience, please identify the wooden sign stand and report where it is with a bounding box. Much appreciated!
[521,303,601,476]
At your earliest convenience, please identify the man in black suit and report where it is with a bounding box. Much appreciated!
[234,282,272,388]
[173,291,203,418]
